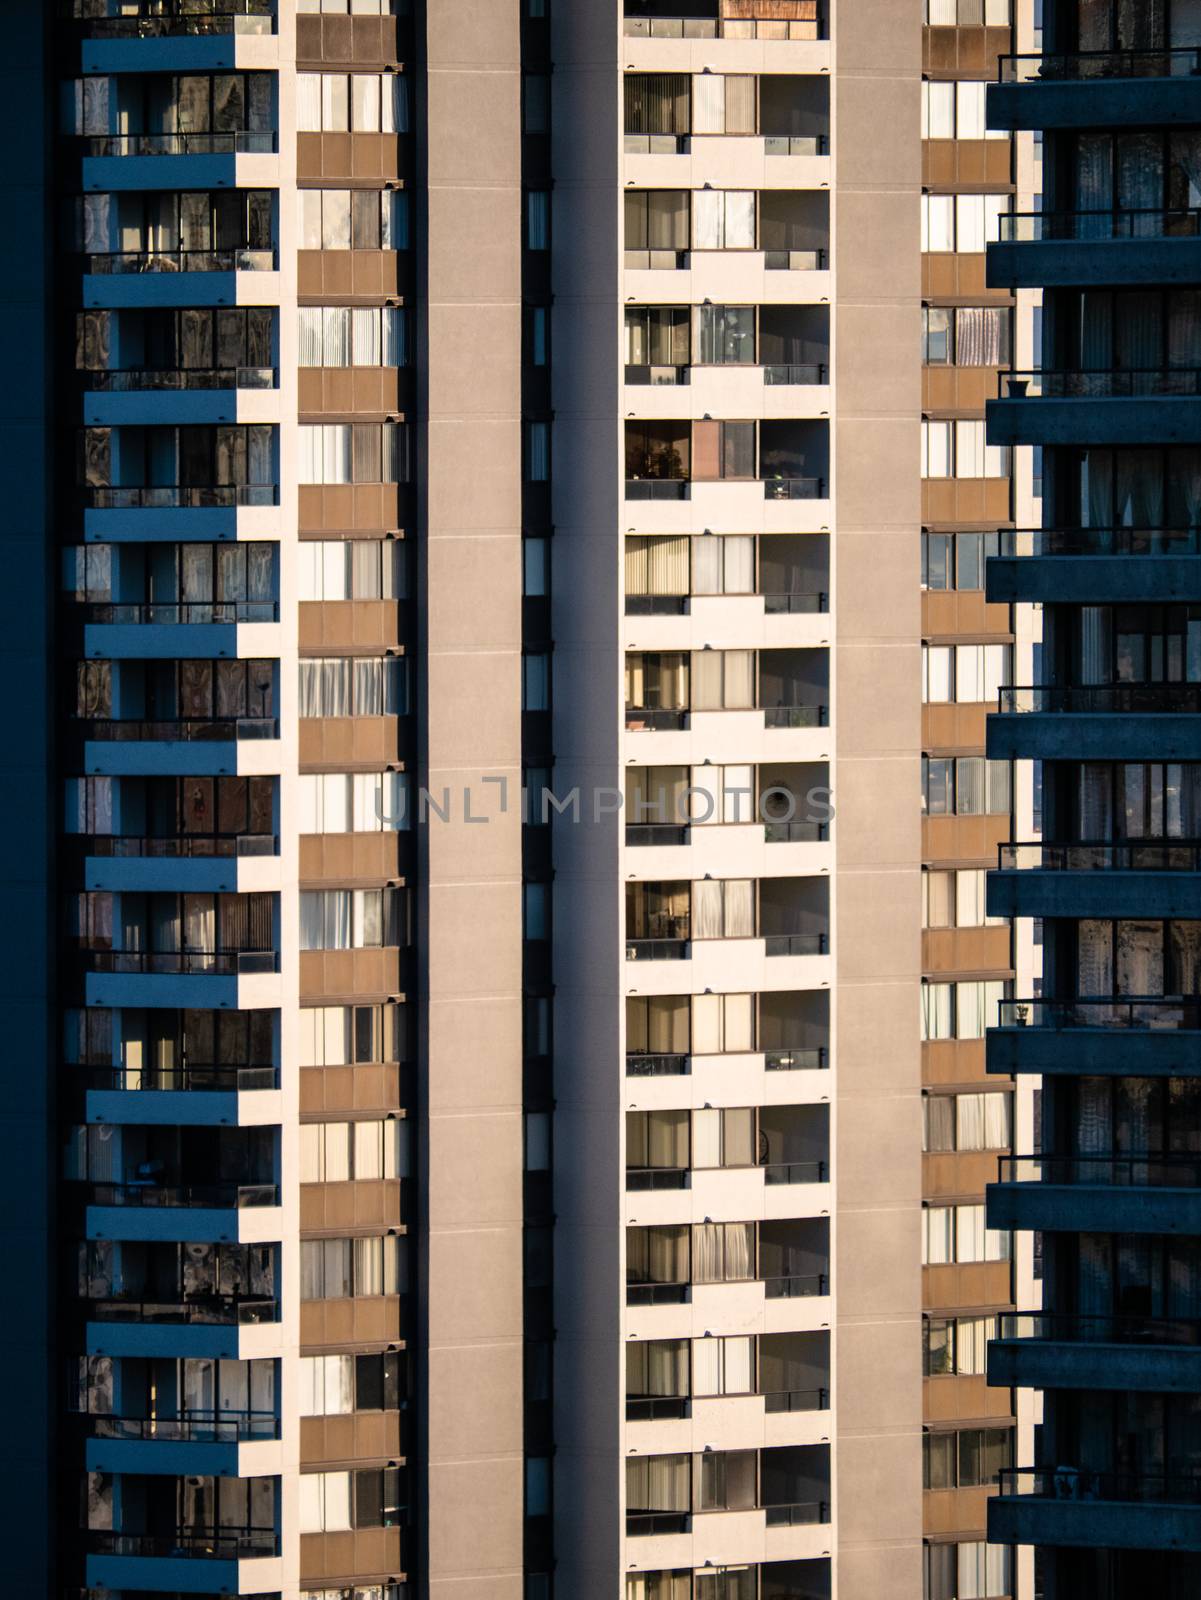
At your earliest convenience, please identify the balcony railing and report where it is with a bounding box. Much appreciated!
[622,16,826,39]
[765,820,828,842]
[625,362,690,384]
[999,1311,1201,1346]
[765,249,827,271]
[625,594,690,614]
[997,997,1201,1031]
[763,1386,829,1413]
[625,707,689,730]
[764,705,828,728]
[1000,368,1201,399]
[765,1271,828,1298]
[86,485,279,508]
[77,832,278,858]
[999,47,1201,82]
[79,949,279,975]
[626,1166,690,1190]
[626,1052,690,1076]
[79,1181,279,1207]
[626,478,691,500]
[79,600,279,623]
[81,133,277,156]
[78,717,279,742]
[999,683,1201,714]
[999,1153,1201,1188]
[67,0,275,36]
[763,1158,828,1184]
[998,1466,1201,1505]
[85,368,277,393]
[1024,526,1201,556]
[765,933,827,957]
[87,1294,277,1324]
[624,134,690,155]
[999,839,1201,872]
[626,1280,690,1305]
[999,207,1201,242]
[626,823,690,846]
[86,1529,280,1559]
[626,937,691,960]
[625,1395,691,1420]
[77,1408,279,1441]
[766,135,828,156]
[763,590,828,613]
[85,249,277,274]
[763,362,828,384]
[765,1046,828,1070]
[624,249,690,270]
[626,1511,691,1535]
[80,1062,280,1092]
[764,475,826,499]
[764,1500,830,1526]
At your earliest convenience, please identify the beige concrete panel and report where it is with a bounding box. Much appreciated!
[834,76,922,189]
[834,191,923,306]
[836,868,923,982]
[421,785,523,879]
[426,1461,524,1575]
[835,532,921,641]
[425,188,522,303]
[839,981,922,1092]
[425,417,523,529]
[835,641,922,756]
[426,997,523,1113]
[834,1542,926,1598]
[835,416,923,530]
[426,72,520,186]
[833,304,922,419]
[427,1342,525,1456]
[837,1206,923,1323]
[836,0,924,72]
[833,756,922,868]
[838,1320,924,1433]
[425,1226,524,1345]
[426,0,521,70]
[426,303,522,418]
[425,883,523,994]
[424,535,521,651]
[423,653,522,769]
[426,1111,524,1229]
[835,1094,923,1207]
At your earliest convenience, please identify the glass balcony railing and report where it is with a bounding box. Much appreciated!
[85,485,279,508]
[84,248,276,275]
[1021,527,1201,555]
[998,839,1201,871]
[77,949,279,975]
[85,367,277,393]
[764,932,827,956]
[76,831,278,858]
[997,997,1201,1030]
[87,1294,277,1324]
[625,1052,690,1076]
[79,601,278,623]
[75,1409,279,1441]
[998,1153,1201,1188]
[79,1061,280,1091]
[80,133,277,157]
[998,1466,1201,1505]
[999,368,1201,398]
[763,704,828,727]
[622,13,826,40]
[764,475,826,499]
[999,207,1201,242]
[998,683,1201,714]
[626,1271,828,1305]
[67,0,275,37]
[86,1529,280,1559]
[999,1311,1201,1346]
[77,1181,279,1207]
[999,47,1201,82]
[77,717,279,741]
[765,1046,827,1069]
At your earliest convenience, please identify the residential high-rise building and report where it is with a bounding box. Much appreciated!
[0,1,1045,1598]
[985,2,1201,1596]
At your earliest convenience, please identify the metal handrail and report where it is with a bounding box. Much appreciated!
[85,485,279,508]
[764,933,828,956]
[999,47,1201,82]
[764,705,828,728]
[999,683,1201,714]
[67,0,275,36]
[999,839,1201,871]
[84,367,277,393]
[76,832,278,857]
[998,1153,1201,1188]
[998,207,1201,242]
[84,248,277,274]
[764,1271,829,1298]
[87,1294,277,1324]
[763,1159,828,1184]
[79,600,278,623]
[79,1062,279,1092]
[762,590,829,613]
[763,1386,830,1412]
[80,132,277,156]
[1018,526,1201,556]
[997,997,1201,1031]
[77,949,279,975]
[76,1408,279,1441]
[998,1466,1201,1504]
[78,718,279,742]
[764,475,826,498]
[765,1047,828,1070]
[78,1180,280,1207]
[626,1166,690,1190]
[86,1528,280,1558]
[998,1311,1201,1346]
[625,937,691,960]
[625,1052,690,1076]
[1000,368,1201,399]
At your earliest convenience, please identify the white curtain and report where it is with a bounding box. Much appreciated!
[692,189,723,248]
[693,880,724,940]
[692,75,724,133]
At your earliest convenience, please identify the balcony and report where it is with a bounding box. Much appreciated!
[67,0,275,37]
[622,1,826,39]
[87,1293,278,1326]
[987,528,1201,604]
[988,208,1201,289]
[989,996,1201,1077]
[85,1524,280,1598]
[988,1153,1201,1236]
[990,1467,1201,1552]
[990,838,1201,919]
[86,484,278,508]
[988,684,1201,763]
[82,132,276,156]
[988,369,1201,446]
[989,1311,1201,1395]
[626,1051,691,1076]
[989,49,1201,133]
[78,1408,278,1442]
[79,950,278,975]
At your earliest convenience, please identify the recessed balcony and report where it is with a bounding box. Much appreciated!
[988,1152,1201,1236]
[988,207,1201,288]
[621,0,827,41]
[67,0,276,38]
[989,683,1201,762]
[990,838,1201,918]
[989,49,1201,132]
[990,1466,1201,1552]
[988,369,1201,446]
[625,1217,830,1306]
[989,1311,1201,1394]
[989,995,1201,1077]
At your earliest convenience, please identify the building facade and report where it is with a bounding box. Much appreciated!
[985,0,1201,1595]
[0,0,1044,1597]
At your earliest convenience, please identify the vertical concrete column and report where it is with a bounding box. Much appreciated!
[420,4,526,1596]
[832,2,926,1592]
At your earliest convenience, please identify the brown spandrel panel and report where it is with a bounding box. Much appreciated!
[923,1149,1005,1203]
[922,365,999,413]
[294,832,407,886]
[923,814,1010,865]
[922,924,1013,974]
[301,1178,406,1231]
[922,25,1011,74]
[301,1409,404,1468]
[923,1259,1014,1312]
[924,1374,1015,1426]
[300,1294,405,1351]
[922,589,1012,637]
[923,477,1012,524]
[300,947,402,1002]
[922,140,1013,189]
[922,1038,989,1088]
[923,700,989,751]
[300,1527,404,1586]
[298,601,401,652]
[923,1483,998,1540]
[300,1064,405,1117]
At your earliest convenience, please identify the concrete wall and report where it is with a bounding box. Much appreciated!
[832,1,926,1593]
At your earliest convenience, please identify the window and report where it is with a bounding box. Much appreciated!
[527,191,550,250]
[924,1316,998,1378]
[689,763,755,825]
[922,81,955,140]
[300,772,409,835]
[924,0,1011,24]
[692,1221,755,1283]
[691,992,755,1054]
[523,654,551,711]
[300,1235,406,1299]
[697,305,756,365]
[692,879,755,939]
[691,535,756,595]
[296,73,408,132]
[921,421,1009,479]
[922,307,952,364]
[299,1003,405,1067]
[920,643,1011,704]
[626,1454,690,1515]
[624,74,691,137]
[300,1468,405,1532]
[692,1107,756,1167]
[922,757,1012,816]
[298,188,407,250]
[298,657,408,717]
[692,75,756,135]
[921,193,1010,252]
[625,307,690,369]
[297,424,408,484]
[922,867,1006,929]
[625,191,690,256]
[956,306,1011,365]
[922,1205,1010,1264]
[692,420,756,480]
[697,1449,757,1511]
[691,1335,753,1396]
[298,307,406,367]
[526,421,550,482]
[298,539,406,599]
[923,1093,1012,1152]
[690,649,755,709]
[524,539,549,597]
[300,1119,406,1182]
[921,981,1007,1041]
[299,889,407,950]
[692,190,756,249]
